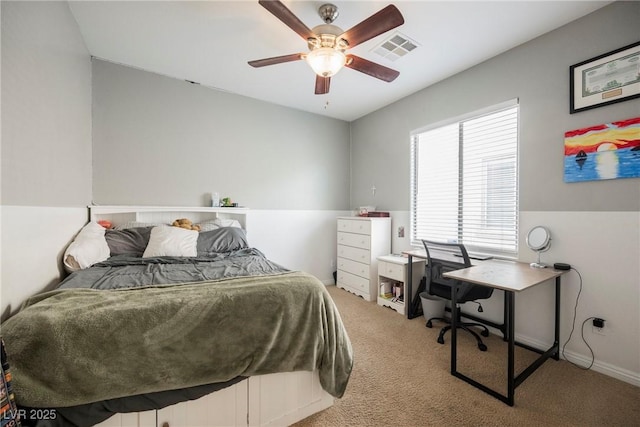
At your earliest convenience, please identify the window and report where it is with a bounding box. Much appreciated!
[410,100,519,257]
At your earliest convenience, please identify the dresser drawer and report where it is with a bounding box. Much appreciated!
[337,257,370,279]
[337,232,371,250]
[337,270,370,294]
[378,261,404,282]
[337,244,371,264]
[337,219,371,235]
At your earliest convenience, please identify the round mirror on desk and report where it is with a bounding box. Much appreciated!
[526,226,551,268]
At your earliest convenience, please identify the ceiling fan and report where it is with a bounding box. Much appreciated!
[248,0,404,95]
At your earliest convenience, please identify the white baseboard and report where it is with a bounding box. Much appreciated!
[515,333,640,388]
[560,347,640,388]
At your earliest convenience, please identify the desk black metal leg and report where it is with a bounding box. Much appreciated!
[554,276,561,360]
[450,283,458,374]
[407,255,414,319]
[506,291,515,406]
[503,291,509,341]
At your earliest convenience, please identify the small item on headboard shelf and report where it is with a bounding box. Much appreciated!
[211,192,220,207]
[221,197,231,207]
[221,197,238,207]
[367,211,389,217]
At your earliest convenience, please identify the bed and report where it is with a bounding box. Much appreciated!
[1,206,353,427]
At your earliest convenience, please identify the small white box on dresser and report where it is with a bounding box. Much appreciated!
[377,254,425,315]
[336,216,391,301]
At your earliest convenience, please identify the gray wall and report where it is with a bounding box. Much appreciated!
[1,1,92,316]
[350,1,640,212]
[1,1,92,207]
[92,60,351,210]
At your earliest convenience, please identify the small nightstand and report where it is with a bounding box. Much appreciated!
[377,254,425,315]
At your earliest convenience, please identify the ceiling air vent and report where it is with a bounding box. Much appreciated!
[371,31,419,62]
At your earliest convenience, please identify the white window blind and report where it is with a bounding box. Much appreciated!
[410,102,519,257]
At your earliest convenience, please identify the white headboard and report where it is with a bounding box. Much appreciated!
[88,205,249,231]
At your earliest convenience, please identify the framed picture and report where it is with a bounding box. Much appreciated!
[570,41,640,114]
[564,116,640,183]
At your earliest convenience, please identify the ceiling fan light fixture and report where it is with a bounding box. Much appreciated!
[306,47,346,77]
[250,1,405,93]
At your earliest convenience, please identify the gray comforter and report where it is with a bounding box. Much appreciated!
[2,251,353,410]
[57,248,288,290]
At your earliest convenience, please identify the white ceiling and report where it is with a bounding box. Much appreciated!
[68,0,611,122]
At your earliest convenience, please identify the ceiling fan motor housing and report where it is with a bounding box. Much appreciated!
[308,24,347,50]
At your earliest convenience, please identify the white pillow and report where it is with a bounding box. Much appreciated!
[213,218,242,228]
[196,219,220,232]
[63,222,111,272]
[142,226,198,258]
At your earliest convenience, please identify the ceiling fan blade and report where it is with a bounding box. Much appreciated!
[259,0,315,41]
[315,76,331,95]
[345,55,399,82]
[340,5,404,48]
[248,53,304,68]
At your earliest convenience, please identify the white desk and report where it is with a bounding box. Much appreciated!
[444,261,565,406]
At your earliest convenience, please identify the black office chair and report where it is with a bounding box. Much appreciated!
[422,239,494,351]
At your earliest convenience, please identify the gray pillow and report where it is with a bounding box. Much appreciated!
[197,227,249,256]
[105,227,153,257]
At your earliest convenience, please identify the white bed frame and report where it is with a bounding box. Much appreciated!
[89,206,334,427]
[96,371,333,427]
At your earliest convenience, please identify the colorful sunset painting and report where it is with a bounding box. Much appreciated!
[564,117,640,182]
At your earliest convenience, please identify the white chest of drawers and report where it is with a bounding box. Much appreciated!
[336,216,391,301]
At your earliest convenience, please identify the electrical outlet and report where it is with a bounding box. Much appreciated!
[592,317,606,335]
[398,226,404,238]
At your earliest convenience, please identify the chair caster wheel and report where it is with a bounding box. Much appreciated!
[426,320,433,328]
[437,337,445,345]
[478,343,487,351]
[481,330,489,337]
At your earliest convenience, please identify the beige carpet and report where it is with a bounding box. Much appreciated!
[294,285,639,427]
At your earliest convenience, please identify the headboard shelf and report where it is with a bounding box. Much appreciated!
[88,205,249,230]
